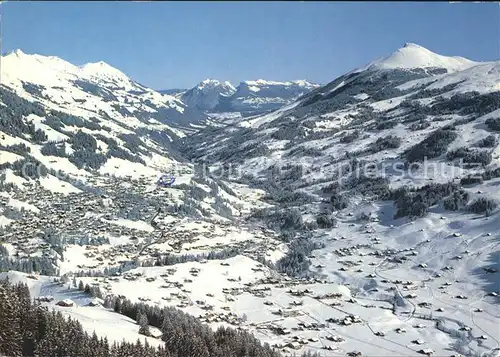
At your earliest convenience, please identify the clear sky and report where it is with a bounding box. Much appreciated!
[3,1,499,89]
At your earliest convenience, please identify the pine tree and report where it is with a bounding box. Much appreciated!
[138,311,151,337]
[0,282,22,356]
[114,298,122,313]
[15,283,38,356]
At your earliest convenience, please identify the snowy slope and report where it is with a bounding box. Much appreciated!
[357,43,479,73]
[180,79,236,111]
[0,49,209,194]
[0,271,164,347]
[222,79,320,116]
[1,49,203,129]
[178,43,500,356]
[398,61,500,95]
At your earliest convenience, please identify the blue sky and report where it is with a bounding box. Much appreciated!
[3,2,499,89]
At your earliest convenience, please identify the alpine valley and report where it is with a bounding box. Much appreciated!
[1,43,499,357]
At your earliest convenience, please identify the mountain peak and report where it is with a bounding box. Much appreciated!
[403,42,423,49]
[2,49,81,84]
[4,49,66,64]
[241,79,319,89]
[181,79,236,111]
[291,79,320,88]
[360,42,478,73]
[10,49,25,57]
[200,78,220,84]
[81,60,116,71]
[197,79,235,91]
[80,60,130,82]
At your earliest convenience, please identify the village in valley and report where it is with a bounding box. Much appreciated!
[2,165,499,357]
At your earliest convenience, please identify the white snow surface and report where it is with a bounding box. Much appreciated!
[361,43,478,73]
[0,272,164,348]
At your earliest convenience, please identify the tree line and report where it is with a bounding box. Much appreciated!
[0,279,318,357]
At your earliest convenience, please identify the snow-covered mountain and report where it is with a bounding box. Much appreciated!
[158,88,187,97]
[359,42,478,73]
[180,79,236,111]
[178,43,500,356]
[162,78,319,117]
[0,49,213,193]
[220,79,320,115]
[2,49,206,127]
[183,42,500,189]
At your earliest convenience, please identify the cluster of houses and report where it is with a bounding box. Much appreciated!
[0,173,285,276]
[5,173,493,357]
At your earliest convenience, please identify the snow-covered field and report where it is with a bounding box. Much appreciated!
[0,272,163,347]
[308,203,500,357]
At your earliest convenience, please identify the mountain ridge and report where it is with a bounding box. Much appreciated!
[349,42,480,77]
[177,77,320,116]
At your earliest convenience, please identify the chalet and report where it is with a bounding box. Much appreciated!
[284,342,301,350]
[272,327,291,335]
[418,349,434,356]
[37,296,54,302]
[347,351,362,357]
[326,335,344,342]
[88,298,103,306]
[56,299,74,307]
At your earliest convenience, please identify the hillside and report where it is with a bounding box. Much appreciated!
[180,79,237,112]
[178,43,500,356]
[0,49,211,192]
[216,79,320,116]
[1,43,500,357]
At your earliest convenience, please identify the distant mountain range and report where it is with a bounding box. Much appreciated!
[160,78,320,116]
[158,88,188,96]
